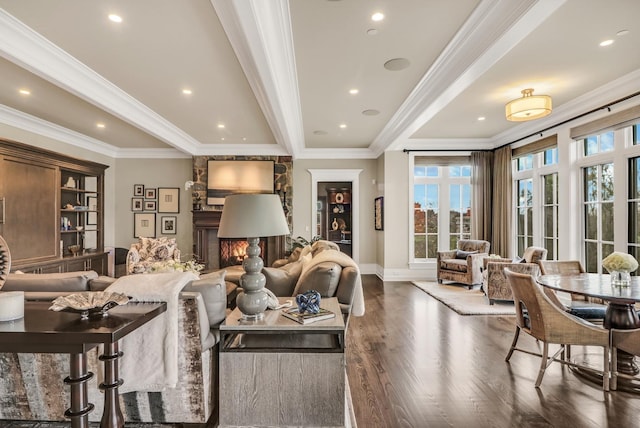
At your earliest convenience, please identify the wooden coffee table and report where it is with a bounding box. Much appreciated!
[219,297,346,427]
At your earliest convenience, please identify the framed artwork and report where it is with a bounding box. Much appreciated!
[131,197,143,212]
[161,216,177,235]
[144,200,157,211]
[86,196,98,225]
[134,213,156,238]
[145,188,157,199]
[134,184,144,196]
[374,196,384,231]
[158,187,180,213]
[207,160,274,205]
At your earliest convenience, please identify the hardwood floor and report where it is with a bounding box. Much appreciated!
[347,275,640,428]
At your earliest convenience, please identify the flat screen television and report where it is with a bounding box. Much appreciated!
[207,160,274,205]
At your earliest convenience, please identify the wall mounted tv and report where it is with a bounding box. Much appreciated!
[207,160,275,205]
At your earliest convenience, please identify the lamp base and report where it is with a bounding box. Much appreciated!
[240,311,265,322]
[236,237,268,320]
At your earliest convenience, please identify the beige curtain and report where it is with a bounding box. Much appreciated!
[491,146,512,257]
[471,151,493,242]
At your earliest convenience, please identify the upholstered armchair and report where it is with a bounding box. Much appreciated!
[0,235,11,288]
[126,236,181,274]
[436,239,490,289]
[481,246,547,304]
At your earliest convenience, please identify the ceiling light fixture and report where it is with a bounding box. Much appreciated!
[217,124,225,129]
[478,117,486,121]
[108,14,122,23]
[18,89,30,95]
[96,123,105,128]
[182,89,192,95]
[339,124,347,129]
[599,39,614,47]
[505,88,552,122]
[349,89,359,95]
[371,12,384,22]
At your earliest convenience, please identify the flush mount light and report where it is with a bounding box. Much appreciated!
[599,39,614,47]
[505,88,552,122]
[18,89,30,95]
[182,89,192,95]
[108,14,122,23]
[371,12,384,22]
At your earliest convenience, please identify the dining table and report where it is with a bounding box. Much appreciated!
[537,273,640,386]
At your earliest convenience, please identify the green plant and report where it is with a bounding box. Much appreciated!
[289,235,322,250]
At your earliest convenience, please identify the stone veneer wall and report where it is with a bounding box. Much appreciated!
[191,154,293,235]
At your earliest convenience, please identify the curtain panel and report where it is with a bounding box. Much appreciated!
[471,151,493,243]
[492,146,512,257]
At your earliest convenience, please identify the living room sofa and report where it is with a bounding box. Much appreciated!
[0,270,227,425]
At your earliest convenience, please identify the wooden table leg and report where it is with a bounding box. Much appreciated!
[99,341,124,428]
[605,302,640,375]
[64,352,95,428]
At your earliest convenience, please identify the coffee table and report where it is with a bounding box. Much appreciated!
[0,301,166,428]
[219,297,346,428]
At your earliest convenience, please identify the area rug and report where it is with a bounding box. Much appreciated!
[411,281,515,315]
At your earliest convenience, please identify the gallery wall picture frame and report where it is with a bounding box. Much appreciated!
[132,197,143,212]
[158,187,180,213]
[145,188,157,199]
[374,196,384,231]
[161,216,177,235]
[144,200,157,211]
[134,213,156,238]
[134,184,144,196]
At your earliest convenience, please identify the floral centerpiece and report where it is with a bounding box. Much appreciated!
[148,258,204,275]
[602,252,638,286]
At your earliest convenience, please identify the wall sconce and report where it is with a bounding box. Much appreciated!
[276,182,288,214]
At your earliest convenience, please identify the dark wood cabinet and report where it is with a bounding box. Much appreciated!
[0,139,108,275]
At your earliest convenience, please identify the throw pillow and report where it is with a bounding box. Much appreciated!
[183,270,227,327]
[455,249,478,259]
[263,259,304,296]
[294,261,342,297]
[512,256,523,263]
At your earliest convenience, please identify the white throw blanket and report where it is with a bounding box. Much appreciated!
[105,271,198,393]
[298,249,365,316]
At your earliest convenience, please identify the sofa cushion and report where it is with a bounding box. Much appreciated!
[3,271,98,292]
[183,270,227,327]
[441,259,468,273]
[264,259,304,295]
[455,249,477,259]
[294,261,342,297]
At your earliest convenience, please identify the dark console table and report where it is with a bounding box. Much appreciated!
[0,301,166,428]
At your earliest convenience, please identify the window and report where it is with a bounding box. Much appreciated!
[542,173,559,259]
[516,178,533,255]
[517,154,533,171]
[583,163,614,273]
[584,131,614,156]
[629,156,640,262]
[413,164,471,259]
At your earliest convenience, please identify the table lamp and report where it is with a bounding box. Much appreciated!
[218,193,290,320]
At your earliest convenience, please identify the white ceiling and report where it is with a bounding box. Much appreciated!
[0,0,639,159]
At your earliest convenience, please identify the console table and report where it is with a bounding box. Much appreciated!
[0,301,166,428]
[219,297,346,427]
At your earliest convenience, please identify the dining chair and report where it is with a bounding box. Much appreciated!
[610,328,640,390]
[538,260,606,321]
[504,268,610,390]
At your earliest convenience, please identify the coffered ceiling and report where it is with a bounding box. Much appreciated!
[0,0,639,159]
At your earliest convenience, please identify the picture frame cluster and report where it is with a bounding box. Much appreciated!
[131,184,180,237]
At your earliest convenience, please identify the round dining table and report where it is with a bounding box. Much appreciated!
[537,273,640,379]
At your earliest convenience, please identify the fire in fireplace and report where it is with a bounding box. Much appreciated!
[219,238,267,268]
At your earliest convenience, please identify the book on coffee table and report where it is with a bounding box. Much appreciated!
[281,307,336,324]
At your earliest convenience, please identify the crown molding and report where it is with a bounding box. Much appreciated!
[370,0,564,156]
[0,9,201,155]
[0,104,119,157]
[193,142,290,157]
[297,147,379,160]
[212,0,304,158]
[401,138,493,152]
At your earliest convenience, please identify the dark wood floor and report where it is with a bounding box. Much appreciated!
[346,275,640,428]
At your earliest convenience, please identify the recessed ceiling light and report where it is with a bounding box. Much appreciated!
[18,89,30,95]
[313,130,328,135]
[371,12,384,22]
[221,137,225,141]
[362,109,380,116]
[599,39,614,47]
[349,89,359,95]
[242,137,247,141]
[217,124,225,129]
[339,124,347,129]
[617,29,630,37]
[108,14,122,23]
[478,117,486,121]
[384,58,410,71]
[96,123,105,128]
[182,89,192,95]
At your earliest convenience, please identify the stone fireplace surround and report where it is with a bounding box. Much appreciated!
[191,155,291,271]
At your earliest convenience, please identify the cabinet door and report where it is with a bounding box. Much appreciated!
[87,254,107,275]
[0,155,58,261]
[65,257,88,272]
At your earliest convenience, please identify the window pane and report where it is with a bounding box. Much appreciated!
[427,235,438,258]
[585,241,598,273]
[544,148,558,165]
[601,202,614,241]
[517,237,525,256]
[600,131,614,152]
[634,124,640,145]
[544,175,554,204]
[544,238,555,260]
[585,204,597,240]
[414,209,425,233]
[450,211,460,234]
[544,206,554,234]
[631,158,640,199]
[414,236,426,258]
[630,201,640,243]
[602,243,614,260]
[584,166,598,201]
[601,163,614,201]
[517,208,525,235]
[414,166,426,177]
[427,208,438,233]
[426,166,439,177]
[585,136,598,156]
[461,166,471,177]
[449,166,461,177]
[427,184,438,209]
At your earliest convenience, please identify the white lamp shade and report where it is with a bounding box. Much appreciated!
[218,193,289,238]
[505,88,552,122]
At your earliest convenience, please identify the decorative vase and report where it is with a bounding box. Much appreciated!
[609,270,631,286]
[332,218,339,231]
